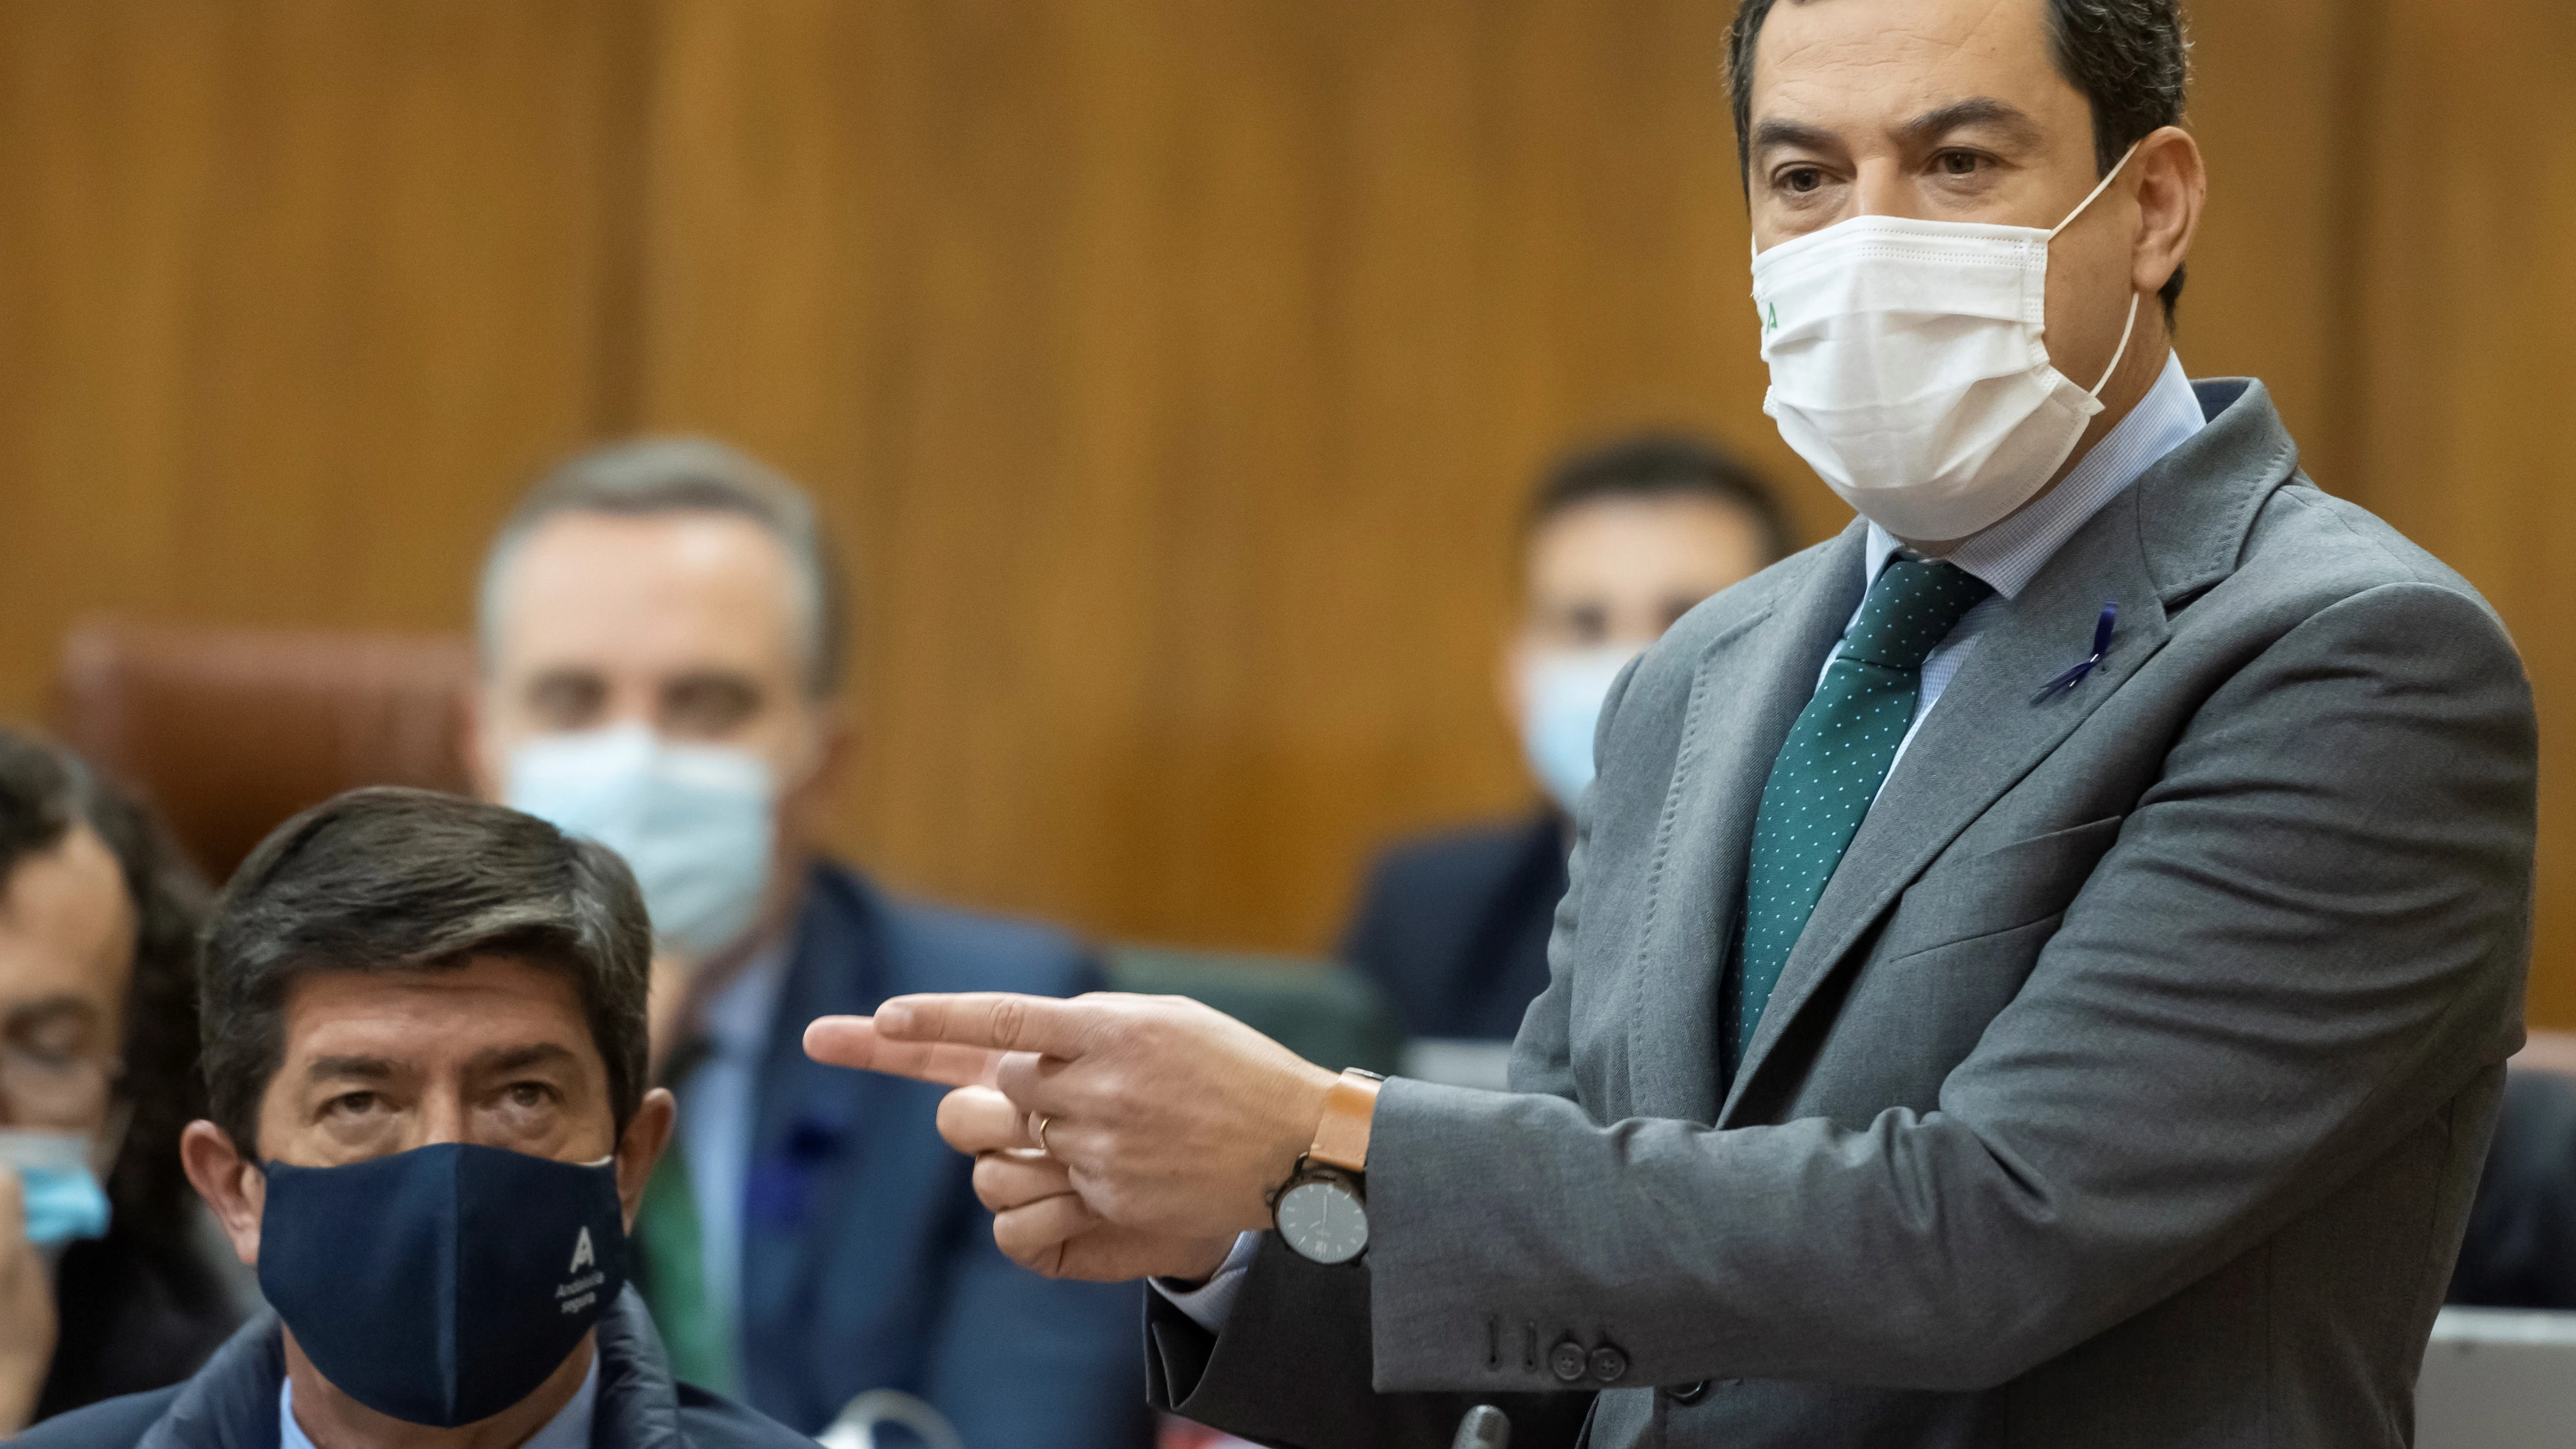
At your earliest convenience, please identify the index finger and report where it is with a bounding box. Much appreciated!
[869,992,1108,1059]
[803,1015,1004,1087]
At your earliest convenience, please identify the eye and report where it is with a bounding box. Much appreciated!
[323,1091,380,1119]
[526,672,607,731]
[1780,165,1828,195]
[504,1081,556,1110]
[1933,149,1985,178]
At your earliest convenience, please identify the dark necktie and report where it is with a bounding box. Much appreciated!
[1724,557,1993,1076]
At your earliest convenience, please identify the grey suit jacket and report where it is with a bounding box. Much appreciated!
[1147,380,2537,1448]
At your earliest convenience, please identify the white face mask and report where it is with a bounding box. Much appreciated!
[1751,145,2143,542]
[506,723,776,964]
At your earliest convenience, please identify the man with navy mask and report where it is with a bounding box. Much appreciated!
[468,439,1145,1447]
[1344,436,1791,1046]
[13,788,813,1449]
[809,1,2540,1445]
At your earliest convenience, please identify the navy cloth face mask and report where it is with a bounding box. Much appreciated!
[258,1143,628,1427]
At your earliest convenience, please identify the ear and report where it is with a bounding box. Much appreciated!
[462,684,505,803]
[2129,124,2206,304]
[613,1087,677,1229]
[1497,638,1536,742]
[777,697,856,853]
[180,1121,265,1268]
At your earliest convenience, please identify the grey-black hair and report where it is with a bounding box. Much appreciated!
[0,729,209,1257]
[478,436,850,697]
[199,788,652,1157]
[1726,0,2192,320]
[1527,432,1796,566]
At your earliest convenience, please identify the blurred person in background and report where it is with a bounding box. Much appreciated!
[0,729,247,1429]
[2447,1032,2576,1309]
[469,439,1148,1448]
[1343,436,1794,1044]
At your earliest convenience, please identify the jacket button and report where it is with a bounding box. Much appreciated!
[1550,1339,1590,1383]
[1666,1379,1710,1405]
[1590,1344,1629,1385]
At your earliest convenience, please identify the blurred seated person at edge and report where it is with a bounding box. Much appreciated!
[466,437,1147,1447]
[0,729,246,1430]
[12,788,814,1449]
[1344,436,1792,1042]
[2448,1032,2576,1309]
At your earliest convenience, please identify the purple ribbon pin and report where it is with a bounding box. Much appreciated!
[2039,601,2119,697]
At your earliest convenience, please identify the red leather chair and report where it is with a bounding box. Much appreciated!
[49,619,476,884]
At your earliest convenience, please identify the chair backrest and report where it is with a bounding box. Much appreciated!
[49,618,476,884]
[1101,945,1403,1076]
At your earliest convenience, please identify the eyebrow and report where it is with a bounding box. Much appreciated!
[1899,97,2044,149]
[3,993,99,1026]
[1750,98,2045,163]
[1749,117,1844,158]
[470,1042,582,1076]
[305,1054,395,1082]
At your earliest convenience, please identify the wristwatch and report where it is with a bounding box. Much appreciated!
[1270,1068,1384,1264]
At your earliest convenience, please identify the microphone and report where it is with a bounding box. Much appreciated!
[1450,1405,1509,1449]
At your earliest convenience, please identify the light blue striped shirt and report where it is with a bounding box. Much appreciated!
[1832,351,2207,780]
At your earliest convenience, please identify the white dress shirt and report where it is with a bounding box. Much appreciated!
[1161,352,2211,1336]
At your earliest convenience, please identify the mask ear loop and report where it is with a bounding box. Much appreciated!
[2048,139,2147,399]
[2089,291,2141,398]
[2048,139,2145,241]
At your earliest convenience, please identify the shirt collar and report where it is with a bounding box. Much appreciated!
[280,1344,601,1449]
[1863,350,2207,599]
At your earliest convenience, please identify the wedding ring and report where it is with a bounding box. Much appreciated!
[1035,1114,1057,1157]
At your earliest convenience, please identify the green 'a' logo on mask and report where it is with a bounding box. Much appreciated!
[1763,300,1780,333]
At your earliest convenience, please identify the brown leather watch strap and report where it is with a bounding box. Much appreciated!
[1309,1068,1384,1172]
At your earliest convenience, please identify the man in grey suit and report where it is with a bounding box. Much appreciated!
[805,0,2540,1444]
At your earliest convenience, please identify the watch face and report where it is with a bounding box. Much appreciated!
[1277,1178,1369,1264]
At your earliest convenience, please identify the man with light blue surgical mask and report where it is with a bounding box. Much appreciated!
[0,729,246,1430]
[466,438,1148,1448]
[1342,435,1792,1046]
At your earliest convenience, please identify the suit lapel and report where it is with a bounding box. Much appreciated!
[1713,379,2307,1122]
[738,870,889,1344]
[1718,484,2175,1123]
[1621,526,1866,1121]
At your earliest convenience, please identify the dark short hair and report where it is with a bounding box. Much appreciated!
[1527,433,1796,566]
[481,436,850,697]
[199,788,651,1157]
[1726,0,2192,321]
[0,730,209,1257]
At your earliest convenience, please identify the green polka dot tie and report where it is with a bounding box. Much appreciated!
[1725,558,1993,1077]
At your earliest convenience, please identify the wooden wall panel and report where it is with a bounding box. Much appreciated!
[2344,0,2576,1022]
[633,0,1815,951]
[0,0,2568,1018]
[0,0,638,723]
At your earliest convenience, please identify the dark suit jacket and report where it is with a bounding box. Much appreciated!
[735,862,1150,1448]
[34,1227,242,1422]
[1343,813,1568,1040]
[1151,380,2535,1448]
[15,1291,810,1449]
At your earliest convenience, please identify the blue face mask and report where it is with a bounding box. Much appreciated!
[0,1130,111,1247]
[507,724,775,962]
[1519,646,1643,815]
[258,1143,628,1428]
